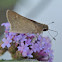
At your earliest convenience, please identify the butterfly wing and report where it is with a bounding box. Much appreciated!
[6,10,39,33]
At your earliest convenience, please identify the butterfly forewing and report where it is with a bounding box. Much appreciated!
[6,10,47,34]
[6,10,38,33]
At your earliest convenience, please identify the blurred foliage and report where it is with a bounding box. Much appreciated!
[0,59,40,62]
[0,0,17,38]
[0,0,17,9]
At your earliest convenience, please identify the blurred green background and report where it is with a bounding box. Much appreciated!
[0,0,17,37]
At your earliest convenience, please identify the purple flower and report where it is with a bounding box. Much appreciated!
[38,35,42,41]
[31,43,40,53]
[22,49,28,57]
[27,33,36,39]
[1,37,12,48]
[18,42,33,57]
[1,22,10,34]
[14,34,22,41]
[1,22,53,62]
[22,49,33,58]
[1,22,10,29]
[27,50,33,58]
[25,38,32,45]
[37,41,42,50]
[17,42,29,56]
[34,37,53,62]
[14,35,27,43]
[21,35,27,42]
[9,32,16,36]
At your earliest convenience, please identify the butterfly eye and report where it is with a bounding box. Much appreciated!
[43,28,48,31]
[43,24,48,31]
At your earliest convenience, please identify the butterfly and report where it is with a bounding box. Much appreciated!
[6,10,48,34]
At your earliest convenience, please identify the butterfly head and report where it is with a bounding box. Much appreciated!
[43,24,48,31]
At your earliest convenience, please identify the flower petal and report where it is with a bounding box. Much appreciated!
[9,40,12,43]
[7,44,11,48]
[2,38,6,42]
[1,43,6,48]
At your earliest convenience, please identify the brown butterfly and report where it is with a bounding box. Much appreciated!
[6,10,48,34]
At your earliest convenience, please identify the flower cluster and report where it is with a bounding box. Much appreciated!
[1,22,53,62]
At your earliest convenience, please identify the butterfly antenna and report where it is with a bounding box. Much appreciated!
[48,22,54,25]
[48,29,58,40]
